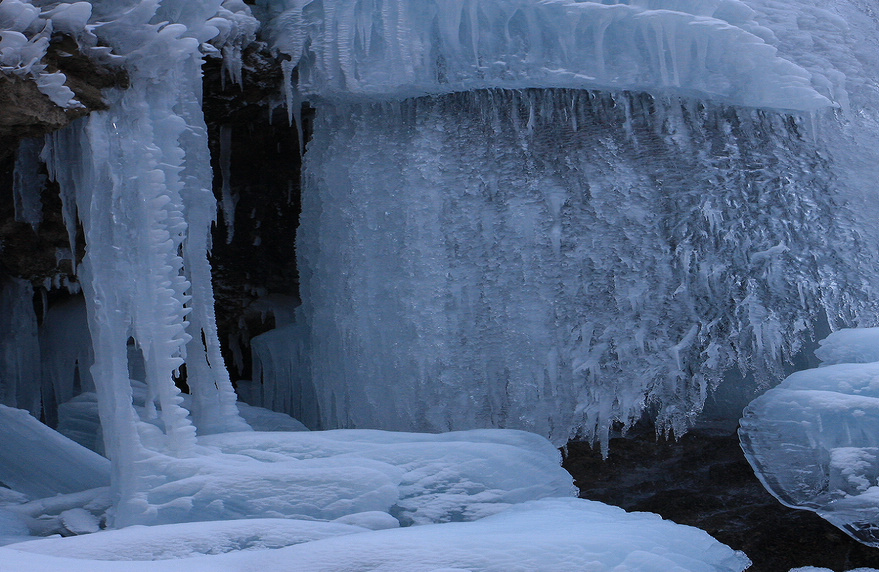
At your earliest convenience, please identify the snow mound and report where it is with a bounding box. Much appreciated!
[815,328,879,366]
[0,498,750,571]
[0,405,109,499]
[7,518,370,561]
[740,328,879,546]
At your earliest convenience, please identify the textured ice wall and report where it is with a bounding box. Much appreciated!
[265,0,831,111]
[295,89,874,449]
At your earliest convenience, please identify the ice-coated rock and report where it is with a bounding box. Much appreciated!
[740,328,879,546]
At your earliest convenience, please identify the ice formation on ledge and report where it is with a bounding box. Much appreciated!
[31,0,259,527]
[740,328,879,546]
[264,0,831,111]
[0,0,97,107]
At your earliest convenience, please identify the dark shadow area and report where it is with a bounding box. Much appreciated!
[563,423,879,571]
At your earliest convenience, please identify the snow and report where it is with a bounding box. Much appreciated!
[815,328,879,366]
[740,328,879,546]
[0,498,750,571]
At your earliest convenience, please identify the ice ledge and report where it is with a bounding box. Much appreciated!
[266,0,832,112]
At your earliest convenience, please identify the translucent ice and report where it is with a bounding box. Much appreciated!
[0,276,40,416]
[740,328,879,546]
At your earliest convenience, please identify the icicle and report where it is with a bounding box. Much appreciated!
[0,276,41,417]
[218,125,237,244]
[12,138,45,231]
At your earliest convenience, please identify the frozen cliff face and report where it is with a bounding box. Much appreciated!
[292,88,873,449]
[249,0,879,451]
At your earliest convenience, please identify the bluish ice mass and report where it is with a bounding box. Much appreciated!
[1,0,879,569]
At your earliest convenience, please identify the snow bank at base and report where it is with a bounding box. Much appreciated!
[1,498,750,571]
[740,328,879,546]
[0,424,750,570]
[123,428,576,526]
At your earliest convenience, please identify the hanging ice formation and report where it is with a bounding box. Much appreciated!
[247,0,879,450]
[0,0,258,527]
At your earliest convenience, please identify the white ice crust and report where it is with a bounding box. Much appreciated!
[0,497,750,571]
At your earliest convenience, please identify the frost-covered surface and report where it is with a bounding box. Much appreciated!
[293,88,873,449]
[740,328,879,546]
[0,498,750,571]
[0,0,95,107]
[263,0,830,111]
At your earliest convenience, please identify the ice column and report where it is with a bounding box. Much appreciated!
[42,0,251,526]
[0,276,40,417]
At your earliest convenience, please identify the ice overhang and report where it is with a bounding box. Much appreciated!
[265,0,832,112]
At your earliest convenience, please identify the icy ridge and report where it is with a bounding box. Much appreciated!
[264,0,831,111]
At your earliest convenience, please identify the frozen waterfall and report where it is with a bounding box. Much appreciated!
[290,89,873,449]
[2,0,879,566]
[256,0,879,450]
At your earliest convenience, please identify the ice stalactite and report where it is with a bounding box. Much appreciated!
[39,0,254,526]
[0,276,40,417]
[12,138,44,230]
[39,297,94,429]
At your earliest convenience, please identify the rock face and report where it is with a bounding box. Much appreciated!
[201,44,305,381]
